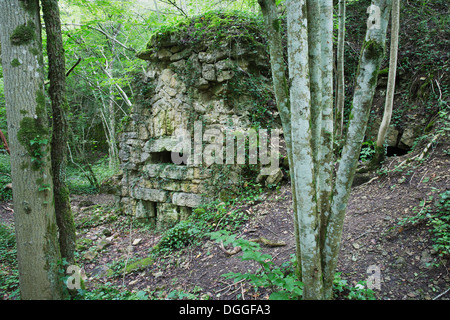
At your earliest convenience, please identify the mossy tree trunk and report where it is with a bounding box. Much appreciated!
[0,0,64,299]
[41,0,76,265]
[259,0,392,299]
[257,0,302,277]
[322,0,392,298]
[372,0,400,167]
[335,0,346,139]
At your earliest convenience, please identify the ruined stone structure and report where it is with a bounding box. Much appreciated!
[117,15,279,228]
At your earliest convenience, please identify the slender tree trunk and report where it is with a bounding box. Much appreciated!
[0,0,64,299]
[287,0,324,300]
[262,0,391,300]
[318,0,334,254]
[105,25,121,171]
[373,0,400,166]
[257,0,302,277]
[41,0,77,265]
[335,0,346,139]
[322,0,392,298]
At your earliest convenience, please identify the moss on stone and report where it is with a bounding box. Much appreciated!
[125,257,154,273]
[144,10,265,53]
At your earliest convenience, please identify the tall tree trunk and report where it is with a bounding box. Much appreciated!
[335,0,346,139]
[372,0,400,166]
[287,0,324,300]
[41,0,77,265]
[261,0,392,299]
[257,0,302,277]
[318,0,334,256]
[0,0,64,299]
[322,0,392,298]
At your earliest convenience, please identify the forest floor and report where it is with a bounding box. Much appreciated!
[1,141,449,301]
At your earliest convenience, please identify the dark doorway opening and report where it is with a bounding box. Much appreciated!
[387,146,410,157]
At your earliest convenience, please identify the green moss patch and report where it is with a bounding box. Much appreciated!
[125,257,154,273]
[10,21,36,46]
[142,10,266,54]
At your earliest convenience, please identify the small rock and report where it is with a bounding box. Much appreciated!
[91,265,112,277]
[101,228,112,237]
[132,238,142,246]
[83,251,97,261]
[97,238,112,250]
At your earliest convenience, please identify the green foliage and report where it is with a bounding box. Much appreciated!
[17,116,50,171]
[74,283,148,300]
[359,140,376,162]
[153,203,249,255]
[146,10,265,52]
[66,156,116,194]
[208,230,303,300]
[0,223,19,299]
[398,189,450,259]
[0,154,12,201]
[333,272,375,300]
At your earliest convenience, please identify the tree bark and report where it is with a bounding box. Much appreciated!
[373,0,400,166]
[0,0,64,299]
[318,0,334,256]
[287,0,324,300]
[257,0,302,277]
[322,0,392,298]
[335,0,346,139]
[41,0,77,265]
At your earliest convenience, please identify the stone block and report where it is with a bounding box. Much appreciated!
[135,200,156,222]
[131,187,167,202]
[160,165,194,180]
[144,136,178,153]
[172,192,203,207]
[156,203,180,228]
[217,70,234,82]
[202,64,216,81]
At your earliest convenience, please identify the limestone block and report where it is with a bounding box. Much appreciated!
[172,192,203,207]
[156,203,180,228]
[143,164,164,177]
[400,127,417,148]
[181,182,199,194]
[265,168,284,186]
[217,70,234,82]
[163,86,178,97]
[215,59,233,71]
[135,200,156,222]
[160,180,182,191]
[195,77,210,90]
[170,48,191,61]
[118,147,130,161]
[160,165,194,180]
[131,187,167,202]
[193,101,206,114]
[138,126,149,140]
[202,64,216,81]
[157,49,172,60]
[160,69,175,85]
[193,167,213,179]
[170,45,185,53]
[144,136,178,153]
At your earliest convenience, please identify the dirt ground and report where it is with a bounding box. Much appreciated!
[1,142,449,300]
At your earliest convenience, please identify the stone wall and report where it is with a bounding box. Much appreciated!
[117,21,277,228]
